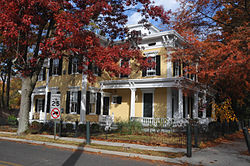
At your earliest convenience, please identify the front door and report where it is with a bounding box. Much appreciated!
[143,93,153,117]
[103,97,110,115]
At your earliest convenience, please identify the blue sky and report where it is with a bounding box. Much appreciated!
[127,0,179,25]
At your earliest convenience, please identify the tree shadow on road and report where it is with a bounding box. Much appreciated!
[62,142,85,166]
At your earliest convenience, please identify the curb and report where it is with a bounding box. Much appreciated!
[0,136,182,164]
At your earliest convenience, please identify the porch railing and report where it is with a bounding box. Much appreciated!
[130,117,211,128]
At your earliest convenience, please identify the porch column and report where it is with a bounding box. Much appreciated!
[178,88,183,119]
[44,66,50,122]
[193,92,198,118]
[100,91,104,115]
[130,88,136,118]
[202,93,207,118]
[30,94,35,120]
[167,87,172,118]
[80,75,87,123]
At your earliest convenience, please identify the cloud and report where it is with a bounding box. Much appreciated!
[127,0,179,25]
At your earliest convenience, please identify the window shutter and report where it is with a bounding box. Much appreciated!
[117,96,122,104]
[179,61,181,76]
[142,57,146,77]
[68,57,72,74]
[49,59,53,76]
[98,68,102,77]
[86,91,90,114]
[35,99,38,112]
[156,55,161,76]
[42,67,46,81]
[77,91,81,114]
[42,99,45,112]
[66,91,70,114]
[88,62,92,71]
[58,58,63,75]
[96,92,101,115]
[46,92,51,113]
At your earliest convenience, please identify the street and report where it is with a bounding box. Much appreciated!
[0,140,168,166]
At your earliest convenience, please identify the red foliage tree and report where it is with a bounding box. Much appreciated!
[170,0,249,117]
[0,0,170,134]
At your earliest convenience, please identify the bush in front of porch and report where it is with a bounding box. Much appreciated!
[117,120,143,135]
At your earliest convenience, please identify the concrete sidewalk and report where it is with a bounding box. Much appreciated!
[179,138,250,166]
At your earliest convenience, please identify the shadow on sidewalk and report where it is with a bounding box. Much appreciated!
[62,142,85,166]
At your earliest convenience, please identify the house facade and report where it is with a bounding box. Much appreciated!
[29,24,213,127]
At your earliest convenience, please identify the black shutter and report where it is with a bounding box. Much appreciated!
[96,92,101,115]
[42,99,45,112]
[88,62,92,71]
[86,91,90,114]
[66,91,70,114]
[46,92,51,113]
[156,55,161,76]
[68,57,72,74]
[178,61,181,76]
[98,68,102,77]
[77,91,81,114]
[58,58,63,75]
[35,99,38,112]
[49,59,53,76]
[117,96,122,104]
[42,67,46,81]
[173,62,176,76]
[142,57,146,77]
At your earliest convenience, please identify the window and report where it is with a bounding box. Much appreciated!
[173,61,181,77]
[66,91,81,114]
[86,91,101,115]
[142,55,160,77]
[49,58,62,76]
[52,59,59,75]
[38,67,45,81]
[68,57,82,74]
[70,92,78,114]
[112,96,122,104]
[35,98,45,112]
[88,62,101,76]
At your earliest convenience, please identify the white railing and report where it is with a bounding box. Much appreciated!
[99,114,114,130]
[130,117,210,128]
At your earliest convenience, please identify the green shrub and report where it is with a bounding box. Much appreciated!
[65,123,74,132]
[117,120,143,135]
[91,123,101,133]
[78,124,86,133]
[7,115,17,126]
[29,121,42,134]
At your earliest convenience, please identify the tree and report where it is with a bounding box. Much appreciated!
[0,0,170,134]
[170,0,249,118]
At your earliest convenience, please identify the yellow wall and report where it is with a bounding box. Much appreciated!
[154,88,167,118]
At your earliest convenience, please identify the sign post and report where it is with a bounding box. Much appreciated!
[50,94,61,140]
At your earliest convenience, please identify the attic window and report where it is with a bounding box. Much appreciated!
[148,43,156,46]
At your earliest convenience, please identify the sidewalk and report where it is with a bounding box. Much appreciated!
[179,138,250,166]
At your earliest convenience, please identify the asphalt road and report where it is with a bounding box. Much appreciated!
[0,140,168,166]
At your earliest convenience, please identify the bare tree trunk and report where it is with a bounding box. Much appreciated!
[6,60,12,109]
[1,74,6,108]
[17,74,37,135]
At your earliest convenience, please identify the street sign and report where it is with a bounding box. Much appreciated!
[51,108,60,119]
[50,94,61,119]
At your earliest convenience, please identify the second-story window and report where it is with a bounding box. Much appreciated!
[88,62,101,76]
[173,61,181,77]
[49,58,62,76]
[38,67,46,81]
[142,55,161,77]
[68,57,82,74]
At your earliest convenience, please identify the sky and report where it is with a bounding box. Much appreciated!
[127,0,179,25]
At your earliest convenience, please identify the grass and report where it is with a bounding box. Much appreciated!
[92,132,186,147]
[0,133,185,158]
